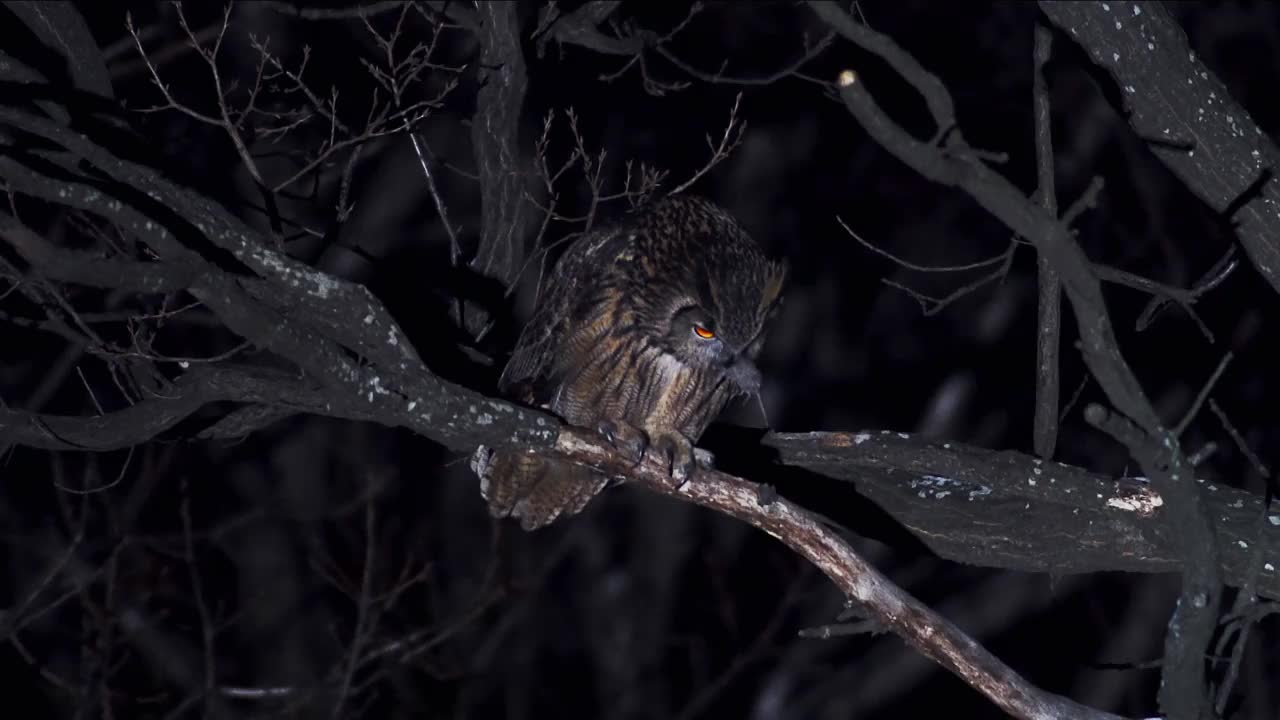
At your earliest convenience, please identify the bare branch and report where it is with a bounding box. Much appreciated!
[468,1,532,299]
[765,430,1279,602]
[841,214,1020,317]
[258,0,408,21]
[838,216,1016,273]
[1039,1,1280,300]
[5,0,114,98]
[1032,23,1062,460]
[549,427,1130,720]
[812,3,1223,715]
[535,1,635,57]
[1174,351,1233,437]
[656,28,834,88]
[669,92,746,195]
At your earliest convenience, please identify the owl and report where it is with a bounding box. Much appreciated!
[478,195,786,530]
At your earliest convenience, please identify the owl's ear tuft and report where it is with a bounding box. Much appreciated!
[761,259,788,312]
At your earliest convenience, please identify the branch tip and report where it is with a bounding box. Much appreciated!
[1083,403,1107,426]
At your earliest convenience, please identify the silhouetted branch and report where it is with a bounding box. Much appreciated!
[656,27,834,88]
[764,430,1279,602]
[259,0,407,21]
[551,427,1130,720]
[6,0,115,98]
[1032,23,1062,460]
[1039,1,1280,299]
[468,1,532,300]
[535,1,635,57]
[809,2,1224,716]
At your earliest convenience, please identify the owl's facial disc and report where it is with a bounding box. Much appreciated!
[667,305,725,364]
[664,304,762,395]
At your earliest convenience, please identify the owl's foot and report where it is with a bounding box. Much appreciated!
[647,430,697,487]
[597,419,648,465]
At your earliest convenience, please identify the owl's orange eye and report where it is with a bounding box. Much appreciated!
[693,325,715,339]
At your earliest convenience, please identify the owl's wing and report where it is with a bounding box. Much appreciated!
[499,225,632,403]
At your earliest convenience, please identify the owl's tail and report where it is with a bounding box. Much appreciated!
[477,448,608,530]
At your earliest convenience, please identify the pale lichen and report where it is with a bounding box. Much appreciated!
[1105,489,1164,517]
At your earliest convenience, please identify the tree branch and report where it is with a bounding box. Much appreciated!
[1039,0,1280,299]
[4,0,114,98]
[1032,23,1062,460]
[548,428,1131,720]
[765,430,1279,602]
[809,2,1223,715]
[468,1,533,313]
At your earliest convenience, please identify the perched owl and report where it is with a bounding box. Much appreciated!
[477,195,786,529]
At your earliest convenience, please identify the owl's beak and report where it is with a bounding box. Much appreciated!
[725,357,761,395]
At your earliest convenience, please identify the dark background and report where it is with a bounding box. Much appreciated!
[1,1,1277,718]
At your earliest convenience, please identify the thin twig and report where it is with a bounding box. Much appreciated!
[669,92,746,195]
[1174,351,1233,437]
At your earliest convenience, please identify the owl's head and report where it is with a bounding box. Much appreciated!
[632,196,787,395]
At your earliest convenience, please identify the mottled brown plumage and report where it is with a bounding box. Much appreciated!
[479,195,785,529]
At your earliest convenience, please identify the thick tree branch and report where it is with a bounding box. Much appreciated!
[0,364,557,454]
[4,0,114,99]
[1032,23,1062,460]
[766,431,1279,602]
[1039,0,1280,298]
[3,373,1275,600]
[468,2,532,298]
[548,428,1131,720]
[0,106,413,368]
[536,1,636,57]
[0,109,557,454]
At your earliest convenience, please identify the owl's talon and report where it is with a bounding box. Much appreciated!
[598,419,648,465]
[648,431,696,488]
[672,463,692,490]
[693,447,715,469]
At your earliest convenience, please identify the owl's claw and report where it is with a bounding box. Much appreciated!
[648,430,696,488]
[598,419,648,465]
[693,447,715,469]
